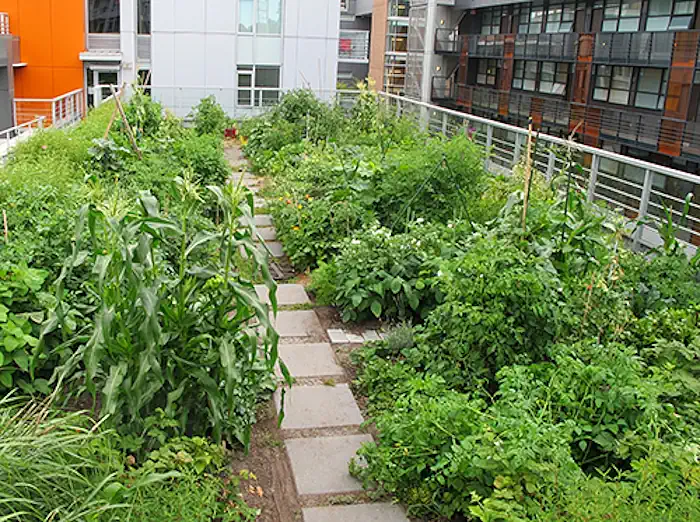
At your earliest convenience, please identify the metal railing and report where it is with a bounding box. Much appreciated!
[0,13,9,35]
[435,28,460,54]
[87,33,120,53]
[431,75,457,101]
[461,30,700,66]
[0,117,45,162]
[13,88,86,128]
[384,91,700,252]
[339,30,370,62]
[450,84,700,160]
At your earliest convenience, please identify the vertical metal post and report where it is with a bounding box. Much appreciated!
[633,168,653,250]
[38,116,44,129]
[441,113,448,135]
[484,125,493,171]
[396,99,402,118]
[546,148,556,179]
[586,154,600,202]
[513,133,523,166]
[419,106,429,131]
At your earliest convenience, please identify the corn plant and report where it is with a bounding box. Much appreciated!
[44,176,279,452]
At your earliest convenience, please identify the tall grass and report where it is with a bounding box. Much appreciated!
[0,393,154,521]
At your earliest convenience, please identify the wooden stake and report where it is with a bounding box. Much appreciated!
[521,117,534,232]
[3,209,8,244]
[109,84,142,160]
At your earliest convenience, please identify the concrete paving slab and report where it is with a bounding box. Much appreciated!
[303,504,409,522]
[362,330,381,342]
[327,329,348,344]
[263,241,285,258]
[285,435,371,495]
[274,384,363,429]
[254,215,274,227]
[346,333,364,344]
[255,284,310,306]
[254,197,266,208]
[277,343,343,378]
[255,227,277,241]
[273,310,323,338]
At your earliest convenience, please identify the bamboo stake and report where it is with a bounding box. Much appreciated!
[102,84,125,139]
[521,117,534,232]
[109,84,142,159]
[3,209,8,243]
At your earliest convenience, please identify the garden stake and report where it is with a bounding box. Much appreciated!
[521,117,534,232]
[2,209,7,243]
[102,83,125,139]
[109,84,142,159]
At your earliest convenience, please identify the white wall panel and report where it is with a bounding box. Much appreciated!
[174,34,206,87]
[174,0,206,32]
[256,36,283,65]
[237,36,254,65]
[206,0,237,33]
[152,32,175,85]
[152,0,175,32]
[206,34,235,87]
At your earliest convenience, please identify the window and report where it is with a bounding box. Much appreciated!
[237,65,280,106]
[239,0,281,34]
[646,0,695,31]
[546,2,575,32]
[388,0,410,18]
[138,0,151,35]
[384,54,407,94]
[602,0,641,32]
[513,61,569,94]
[513,61,538,91]
[477,59,498,86]
[634,68,668,109]
[386,20,408,53]
[480,7,504,35]
[594,65,632,104]
[516,5,545,34]
[89,0,120,33]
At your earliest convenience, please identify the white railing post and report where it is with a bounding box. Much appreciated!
[633,168,653,250]
[441,113,448,135]
[587,154,600,202]
[546,149,556,179]
[485,124,493,171]
[396,99,402,118]
[513,133,523,166]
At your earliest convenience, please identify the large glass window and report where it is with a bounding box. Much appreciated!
[89,0,120,33]
[646,0,695,31]
[513,61,569,94]
[635,68,668,109]
[256,0,282,34]
[388,0,410,18]
[237,65,280,106]
[240,0,254,32]
[477,59,498,86]
[386,20,408,52]
[602,0,641,32]
[516,5,545,34]
[546,2,575,32]
[138,0,151,35]
[384,54,407,94]
[480,7,505,35]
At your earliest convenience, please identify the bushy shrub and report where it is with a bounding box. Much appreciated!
[173,132,230,185]
[122,89,164,139]
[192,95,228,137]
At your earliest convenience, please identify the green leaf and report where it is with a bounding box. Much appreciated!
[390,278,402,294]
[4,335,21,352]
[13,350,29,372]
[0,351,4,366]
[370,300,382,318]
[0,371,12,388]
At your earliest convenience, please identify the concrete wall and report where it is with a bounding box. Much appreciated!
[368,0,387,89]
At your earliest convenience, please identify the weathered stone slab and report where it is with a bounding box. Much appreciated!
[254,214,273,227]
[277,343,343,378]
[262,241,285,258]
[285,435,371,495]
[255,284,310,306]
[362,330,381,342]
[327,329,348,344]
[345,333,364,344]
[302,504,409,522]
[273,310,323,338]
[255,227,277,241]
[274,384,363,429]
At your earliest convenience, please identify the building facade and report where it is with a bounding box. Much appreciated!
[407,0,700,173]
[0,0,350,126]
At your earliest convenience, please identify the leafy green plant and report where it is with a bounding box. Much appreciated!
[88,138,132,176]
[173,132,231,185]
[191,96,228,137]
[47,179,279,453]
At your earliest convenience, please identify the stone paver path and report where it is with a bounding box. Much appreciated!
[230,149,408,522]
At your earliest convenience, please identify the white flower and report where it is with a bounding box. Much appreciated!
[437,270,443,277]
[351,239,361,245]
[416,241,421,247]
[447,223,454,229]
[416,217,424,224]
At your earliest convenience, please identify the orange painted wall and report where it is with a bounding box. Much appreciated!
[0,0,85,99]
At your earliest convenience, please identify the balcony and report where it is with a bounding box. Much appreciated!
[453,84,700,160]
[0,13,8,35]
[80,34,121,62]
[431,75,457,102]
[339,30,369,63]
[460,30,699,67]
[435,28,460,54]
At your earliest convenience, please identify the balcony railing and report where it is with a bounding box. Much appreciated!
[451,84,700,161]
[13,88,86,128]
[87,33,120,53]
[435,28,460,54]
[0,13,9,35]
[339,30,369,62]
[461,30,699,66]
[431,75,457,101]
